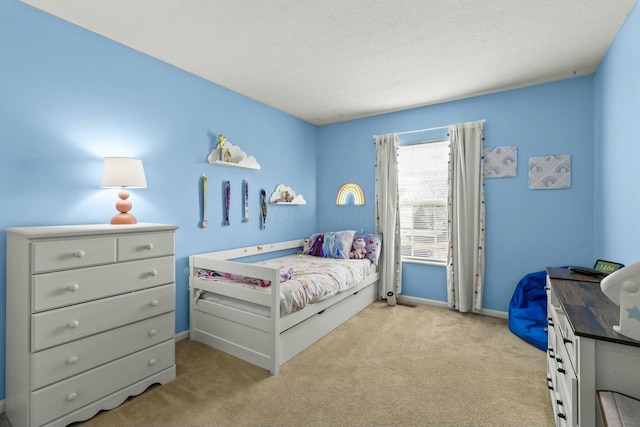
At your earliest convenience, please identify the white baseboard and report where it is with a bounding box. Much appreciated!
[397,295,508,319]
[397,295,449,309]
[175,330,189,342]
[480,307,508,319]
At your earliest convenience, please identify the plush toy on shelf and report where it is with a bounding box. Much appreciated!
[350,238,367,259]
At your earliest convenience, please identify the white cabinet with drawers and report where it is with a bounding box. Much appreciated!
[6,223,179,427]
[546,267,640,427]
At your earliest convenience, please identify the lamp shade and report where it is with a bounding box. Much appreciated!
[100,157,147,188]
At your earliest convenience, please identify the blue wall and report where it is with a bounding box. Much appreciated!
[318,77,595,312]
[1,0,638,403]
[0,0,318,399]
[594,2,640,264]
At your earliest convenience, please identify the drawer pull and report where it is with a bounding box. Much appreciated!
[67,283,80,292]
[558,412,566,420]
[148,358,157,366]
[67,320,80,329]
[546,377,554,390]
[563,338,572,344]
[557,367,566,375]
[149,329,157,336]
[73,250,85,258]
[67,392,78,401]
[144,243,154,250]
[548,348,555,359]
[557,399,563,406]
[149,270,158,277]
[149,299,159,307]
[67,356,79,365]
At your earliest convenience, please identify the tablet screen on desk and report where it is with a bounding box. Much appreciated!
[593,259,624,275]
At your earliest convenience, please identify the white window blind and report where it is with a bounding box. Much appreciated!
[398,139,450,262]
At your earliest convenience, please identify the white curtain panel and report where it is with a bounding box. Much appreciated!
[446,121,485,313]
[375,133,402,299]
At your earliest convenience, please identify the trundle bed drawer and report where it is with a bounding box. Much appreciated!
[31,340,174,427]
[32,283,175,351]
[194,307,272,356]
[280,283,376,363]
[32,312,174,390]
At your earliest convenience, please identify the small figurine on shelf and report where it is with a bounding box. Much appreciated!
[217,134,229,161]
[275,189,295,203]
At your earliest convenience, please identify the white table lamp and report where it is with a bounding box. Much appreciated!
[100,157,147,224]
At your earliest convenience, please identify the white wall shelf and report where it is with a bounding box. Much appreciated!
[209,160,260,170]
[207,137,261,169]
[269,184,306,205]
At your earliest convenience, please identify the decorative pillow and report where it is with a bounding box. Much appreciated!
[308,230,356,259]
[354,233,382,265]
[324,230,356,259]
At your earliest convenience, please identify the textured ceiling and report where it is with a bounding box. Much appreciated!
[20,0,638,125]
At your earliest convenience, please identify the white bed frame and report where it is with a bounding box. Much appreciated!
[188,239,378,374]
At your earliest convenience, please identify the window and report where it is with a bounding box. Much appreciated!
[398,139,449,263]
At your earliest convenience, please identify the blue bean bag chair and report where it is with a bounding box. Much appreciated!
[508,270,548,351]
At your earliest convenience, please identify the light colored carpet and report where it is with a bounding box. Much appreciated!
[78,301,554,427]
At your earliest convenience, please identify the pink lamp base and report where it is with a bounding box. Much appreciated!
[110,188,138,224]
[110,213,138,224]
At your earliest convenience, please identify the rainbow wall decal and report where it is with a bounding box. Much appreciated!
[336,183,365,206]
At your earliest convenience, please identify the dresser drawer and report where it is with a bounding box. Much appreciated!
[32,256,175,312]
[32,284,175,351]
[560,325,577,373]
[31,237,116,273]
[31,340,174,427]
[118,232,174,261]
[32,312,174,390]
[555,336,578,426]
[547,325,557,383]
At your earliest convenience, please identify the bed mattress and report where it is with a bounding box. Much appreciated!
[196,254,376,317]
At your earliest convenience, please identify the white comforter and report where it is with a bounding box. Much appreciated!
[199,254,376,316]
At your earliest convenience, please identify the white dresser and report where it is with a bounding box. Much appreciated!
[5,223,179,427]
[546,267,640,427]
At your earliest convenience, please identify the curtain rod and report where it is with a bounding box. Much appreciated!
[397,125,448,136]
[372,126,445,139]
[373,119,486,139]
